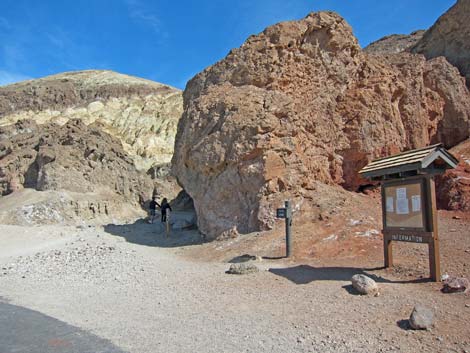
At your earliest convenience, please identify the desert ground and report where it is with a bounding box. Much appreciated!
[0,208,469,353]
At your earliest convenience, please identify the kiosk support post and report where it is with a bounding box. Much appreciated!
[428,177,440,281]
[384,237,393,268]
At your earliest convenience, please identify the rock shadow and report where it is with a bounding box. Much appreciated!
[269,265,431,285]
[341,284,364,296]
[396,319,411,331]
[103,213,204,248]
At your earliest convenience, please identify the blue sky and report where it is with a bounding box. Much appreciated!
[0,0,456,89]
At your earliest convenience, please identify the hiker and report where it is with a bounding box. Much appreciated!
[160,198,172,223]
[148,197,160,224]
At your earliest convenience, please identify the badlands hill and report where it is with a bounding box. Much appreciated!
[364,30,425,55]
[173,7,470,239]
[0,70,184,225]
[0,70,183,171]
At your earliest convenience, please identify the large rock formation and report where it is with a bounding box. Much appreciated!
[172,11,470,239]
[0,119,154,224]
[364,30,425,55]
[410,0,470,86]
[0,70,183,171]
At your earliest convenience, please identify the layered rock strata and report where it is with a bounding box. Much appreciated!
[0,70,183,170]
[173,11,470,238]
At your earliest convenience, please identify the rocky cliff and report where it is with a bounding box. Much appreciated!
[172,11,470,239]
[0,70,183,171]
[364,30,425,55]
[0,119,155,224]
[410,0,470,86]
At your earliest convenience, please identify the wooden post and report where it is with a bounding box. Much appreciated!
[428,177,441,281]
[384,234,393,268]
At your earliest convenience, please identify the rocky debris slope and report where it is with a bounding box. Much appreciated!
[0,70,183,171]
[172,11,470,238]
[0,119,154,224]
[364,30,425,54]
[410,0,470,86]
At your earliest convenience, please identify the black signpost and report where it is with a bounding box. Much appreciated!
[277,200,293,258]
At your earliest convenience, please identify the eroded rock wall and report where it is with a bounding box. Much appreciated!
[172,12,470,239]
[0,120,155,222]
[410,0,470,86]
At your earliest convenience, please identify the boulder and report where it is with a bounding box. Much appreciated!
[226,263,260,275]
[409,305,435,330]
[442,276,469,293]
[351,274,379,295]
[172,11,470,239]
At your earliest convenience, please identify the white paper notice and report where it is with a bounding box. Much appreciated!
[396,198,409,215]
[411,195,421,212]
[386,197,394,212]
[396,187,407,200]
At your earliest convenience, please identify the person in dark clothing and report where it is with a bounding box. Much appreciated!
[160,198,172,223]
[148,197,160,224]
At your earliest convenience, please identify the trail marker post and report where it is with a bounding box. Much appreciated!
[277,200,293,258]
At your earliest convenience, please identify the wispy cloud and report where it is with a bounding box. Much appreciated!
[0,70,32,86]
[124,0,168,39]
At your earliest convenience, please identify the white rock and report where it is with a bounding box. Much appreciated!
[351,274,379,295]
[409,305,434,330]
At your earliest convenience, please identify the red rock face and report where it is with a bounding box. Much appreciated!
[436,140,470,211]
[172,12,470,239]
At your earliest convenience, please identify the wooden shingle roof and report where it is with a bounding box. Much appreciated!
[359,144,459,179]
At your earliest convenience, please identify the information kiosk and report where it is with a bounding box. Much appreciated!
[359,144,458,281]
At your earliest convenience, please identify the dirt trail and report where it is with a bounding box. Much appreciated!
[0,215,469,353]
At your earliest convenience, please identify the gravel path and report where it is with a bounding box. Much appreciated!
[1,223,469,353]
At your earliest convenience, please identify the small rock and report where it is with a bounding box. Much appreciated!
[453,215,461,220]
[218,226,239,240]
[442,276,469,293]
[226,263,259,275]
[409,305,434,330]
[351,274,379,295]
[465,304,469,308]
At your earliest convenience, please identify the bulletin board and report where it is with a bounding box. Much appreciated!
[383,181,424,229]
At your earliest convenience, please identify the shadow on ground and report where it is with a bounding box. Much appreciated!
[0,300,127,353]
[269,264,431,285]
[104,216,205,248]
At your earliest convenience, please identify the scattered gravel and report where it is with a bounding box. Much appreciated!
[1,224,470,353]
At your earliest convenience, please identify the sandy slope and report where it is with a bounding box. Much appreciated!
[0,216,469,353]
